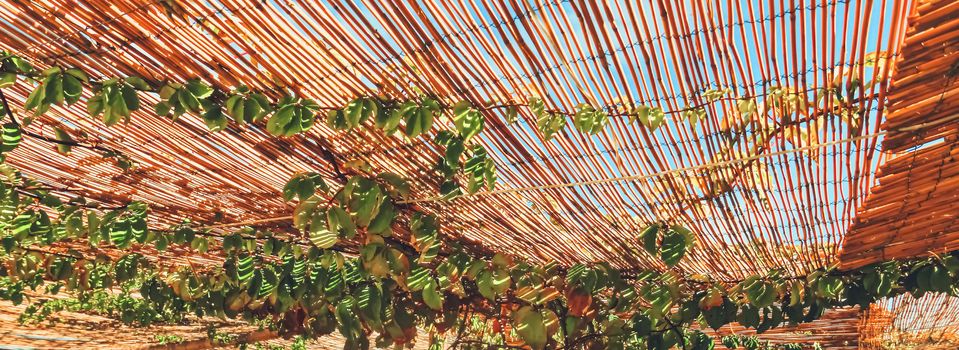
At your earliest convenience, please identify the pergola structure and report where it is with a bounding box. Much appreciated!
[0,0,958,348]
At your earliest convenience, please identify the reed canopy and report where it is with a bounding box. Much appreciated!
[0,0,957,349]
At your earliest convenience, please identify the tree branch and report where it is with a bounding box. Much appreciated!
[0,89,115,153]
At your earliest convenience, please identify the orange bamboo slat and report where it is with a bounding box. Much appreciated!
[840,0,959,269]
[859,293,959,349]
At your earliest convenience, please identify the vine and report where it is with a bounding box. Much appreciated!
[0,51,924,350]
[720,335,823,350]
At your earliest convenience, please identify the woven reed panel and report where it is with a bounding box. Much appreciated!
[705,308,863,349]
[0,1,910,280]
[858,293,959,349]
[881,0,959,152]
[840,0,959,269]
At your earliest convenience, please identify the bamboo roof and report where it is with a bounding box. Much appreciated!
[0,0,910,280]
[840,0,959,269]
[2,0,959,347]
[707,308,863,349]
[859,294,959,349]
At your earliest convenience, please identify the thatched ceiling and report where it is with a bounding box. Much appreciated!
[0,0,910,281]
[1,0,959,347]
[841,0,959,269]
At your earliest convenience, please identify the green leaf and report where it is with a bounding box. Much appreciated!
[690,332,715,350]
[815,275,844,301]
[721,336,739,349]
[120,84,140,112]
[48,257,75,281]
[86,91,105,119]
[679,298,701,322]
[185,79,213,99]
[201,103,227,131]
[267,105,295,136]
[154,101,171,117]
[24,82,46,112]
[863,265,896,297]
[436,130,464,168]
[109,88,130,120]
[0,72,16,88]
[743,276,776,308]
[737,304,761,328]
[630,105,649,125]
[224,95,243,120]
[44,74,64,105]
[249,94,271,121]
[505,105,518,124]
[293,195,320,230]
[309,216,338,249]
[325,110,349,130]
[572,104,608,134]
[294,105,315,134]
[224,90,271,125]
[257,267,278,298]
[684,107,706,128]
[464,145,496,194]
[125,76,151,91]
[476,269,496,300]
[191,236,209,253]
[178,88,200,112]
[5,55,33,73]
[647,107,665,131]
[512,306,547,350]
[266,99,317,136]
[642,284,673,318]
[342,97,377,129]
[660,227,687,267]
[303,173,329,200]
[422,279,443,311]
[928,264,951,292]
[491,268,511,294]
[377,103,405,133]
[349,179,384,228]
[376,172,410,199]
[109,219,133,248]
[403,103,434,138]
[358,284,384,330]
[235,255,254,284]
[131,217,147,243]
[407,266,431,292]
[62,75,83,105]
[1,122,22,153]
[528,97,545,117]
[638,224,659,255]
[366,201,396,237]
[452,101,484,142]
[737,98,756,117]
[536,112,567,140]
[327,205,356,239]
[64,68,89,83]
[410,213,441,263]
[11,211,35,240]
[702,298,737,330]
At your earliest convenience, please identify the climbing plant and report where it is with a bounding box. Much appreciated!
[0,51,930,350]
